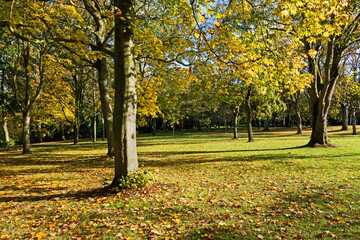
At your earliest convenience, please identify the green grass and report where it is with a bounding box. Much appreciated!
[0,126,359,239]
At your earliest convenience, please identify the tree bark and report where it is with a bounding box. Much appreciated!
[93,88,97,143]
[2,117,10,142]
[245,90,253,142]
[352,108,357,135]
[295,110,302,134]
[60,124,66,140]
[152,117,156,136]
[95,58,113,156]
[22,108,31,154]
[233,109,239,139]
[73,74,81,145]
[306,37,341,146]
[263,118,270,131]
[293,92,302,134]
[112,0,138,185]
[180,119,184,135]
[341,103,349,130]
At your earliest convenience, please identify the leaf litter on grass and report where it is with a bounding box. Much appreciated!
[0,127,360,239]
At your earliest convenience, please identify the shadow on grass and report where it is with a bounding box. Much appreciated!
[0,187,112,203]
[0,155,113,177]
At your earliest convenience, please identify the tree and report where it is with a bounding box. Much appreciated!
[111,0,138,185]
[277,0,360,146]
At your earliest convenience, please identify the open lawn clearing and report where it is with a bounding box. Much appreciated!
[0,126,359,239]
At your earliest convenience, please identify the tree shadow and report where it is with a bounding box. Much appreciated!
[0,187,113,203]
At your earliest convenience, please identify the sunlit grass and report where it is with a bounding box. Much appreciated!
[0,126,359,239]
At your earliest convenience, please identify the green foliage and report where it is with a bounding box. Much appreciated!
[116,169,155,189]
[0,138,16,147]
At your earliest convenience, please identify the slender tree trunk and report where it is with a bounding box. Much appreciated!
[233,111,239,139]
[93,116,97,142]
[181,119,184,135]
[352,108,357,135]
[2,117,10,142]
[245,91,253,142]
[172,126,175,136]
[95,58,113,156]
[225,119,228,133]
[73,74,81,145]
[152,118,156,136]
[37,123,43,143]
[263,118,270,131]
[60,124,66,140]
[341,104,348,130]
[22,108,31,154]
[93,88,97,143]
[74,120,79,145]
[162,121,166,132]
[295,110,302,134]
[101,114,105,140]
[112,0,138,185]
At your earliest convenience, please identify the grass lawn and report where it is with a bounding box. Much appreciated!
[0,126,359,239]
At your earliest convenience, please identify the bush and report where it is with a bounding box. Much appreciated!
[0,139,17,148]
[116,169,155,189]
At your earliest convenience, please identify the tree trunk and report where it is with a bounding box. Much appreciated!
[245,91,253,142]
[22,108,31,154]
[306,38,341,146]
[180,119,184,135]
[112,0,138,185]
[93,115,97,142]
[162,121,166,132]
[172,126,175,136]
[95,58,113,156]
[93,88,97,143]
[37,122,43,143]
[233,111,239,139]
[60,124,66,140]
[295,109,302,134]
[2,117,10,142]
[74,120,79,145]
[263,118,270,131]
[152,118,156,136]
[101,114,105,140]
[341,104,348,130]
[225,119,228,133]
[245,88,254,142]
[352,108,357,135]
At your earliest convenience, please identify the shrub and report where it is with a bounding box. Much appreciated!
[116,169,155,189]
[0,139,17,148]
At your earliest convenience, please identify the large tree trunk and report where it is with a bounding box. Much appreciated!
[95,58,113,156]
[112,0,138,185]
[22,108,31,154]
[341,103,349,130]
[306,38,340,146]
[2,117,10,142]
